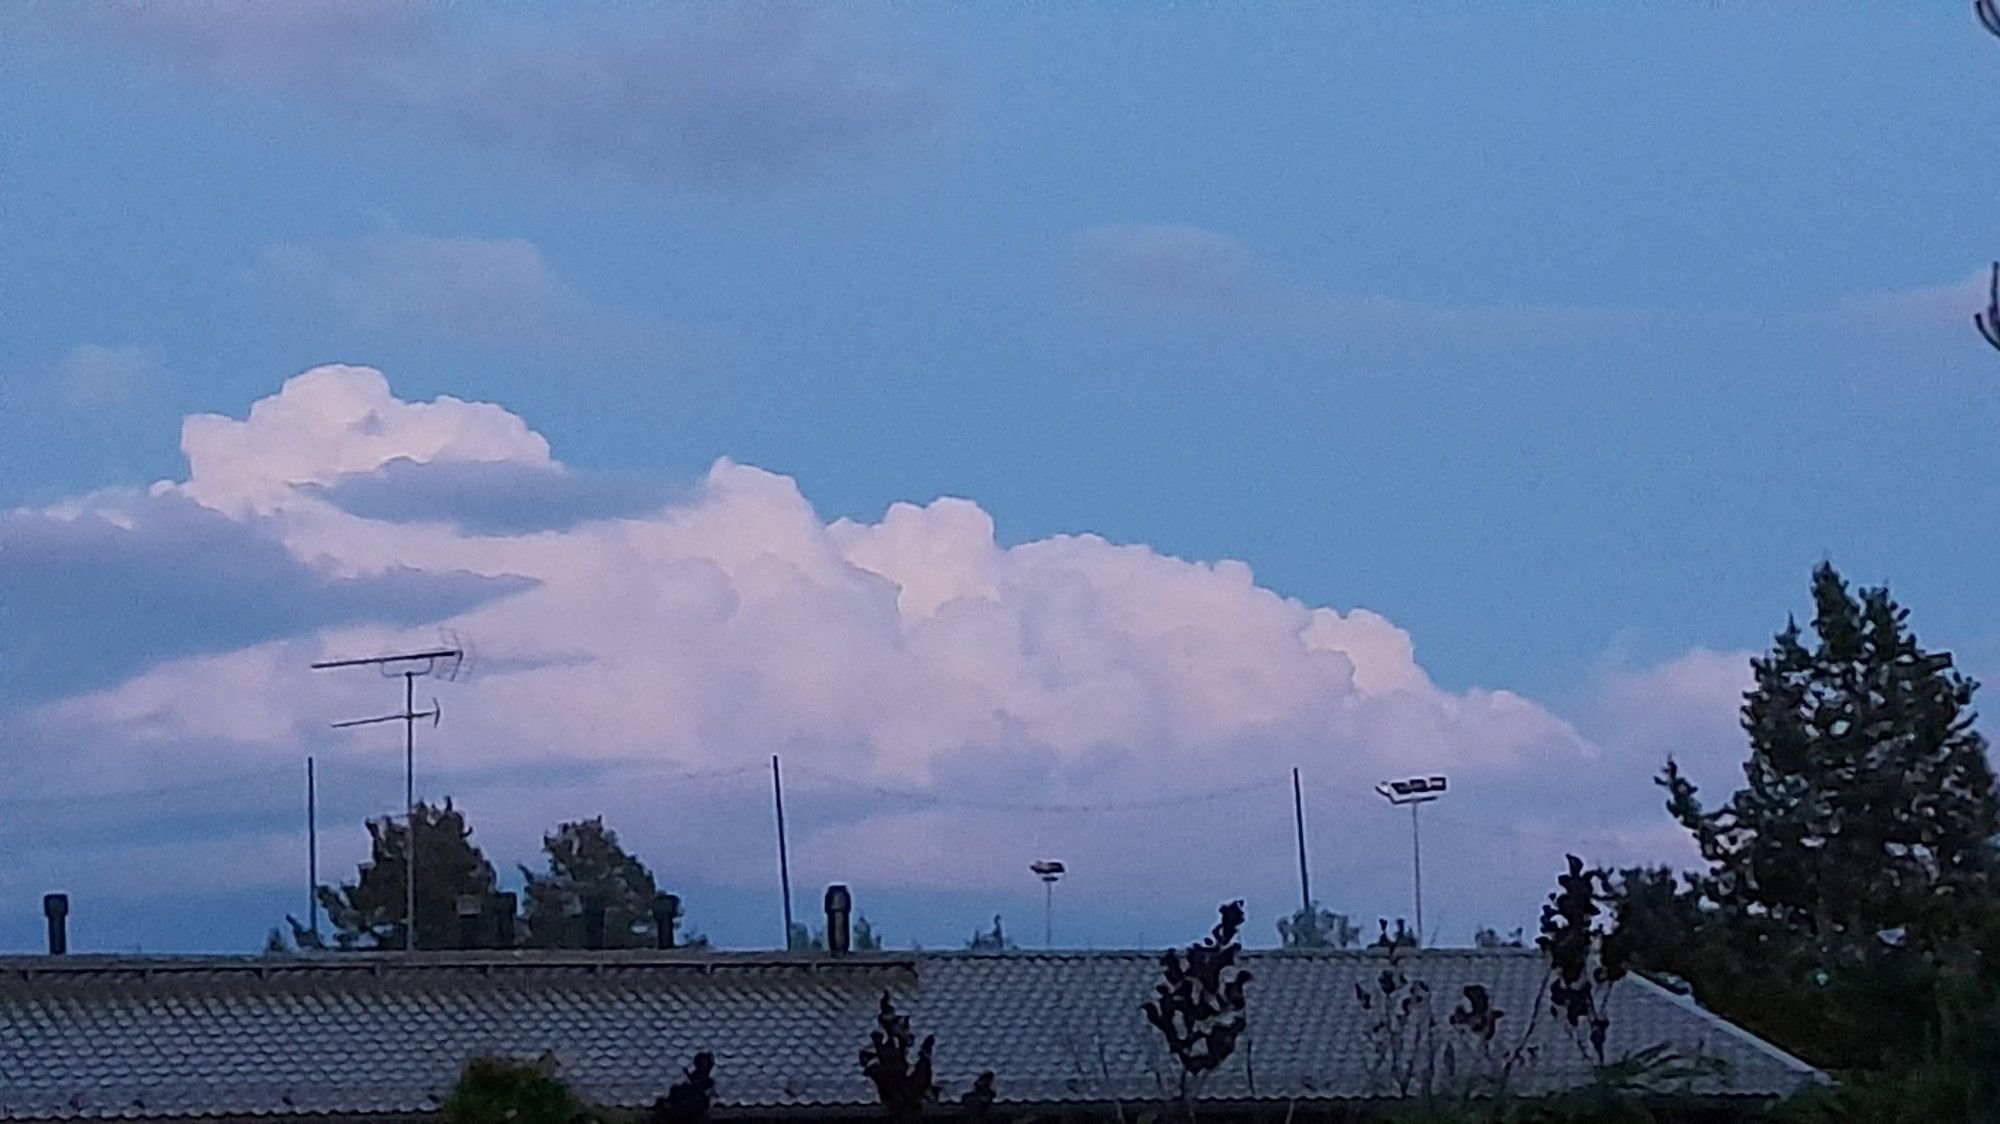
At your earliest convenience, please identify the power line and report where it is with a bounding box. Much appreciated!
[785,764,1293,813]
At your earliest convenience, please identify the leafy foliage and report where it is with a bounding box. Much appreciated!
[1277,901,1361,948]
[1473,927,1526,949]
[443,1055,592,1124]
[859,992,935,1122]
[306,798,498,951]
[1660,564,1996,956]
[520,817,667,949]
[1142,900,1254,1088]
[1537,855,1628,1063]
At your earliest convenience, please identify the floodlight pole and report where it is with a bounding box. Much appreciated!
[1376,775,1447,946]
[1409,801,1424,940]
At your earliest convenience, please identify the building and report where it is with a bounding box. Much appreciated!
[0,944,1819,1121]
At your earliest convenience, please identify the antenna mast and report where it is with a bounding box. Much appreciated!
[312,646,462,954]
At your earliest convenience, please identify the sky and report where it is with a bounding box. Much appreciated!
[3,3,1999,955]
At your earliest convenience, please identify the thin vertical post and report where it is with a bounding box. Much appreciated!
[307,755,320,941]
[1410,802,1424,945]
[404,671,417,954]
[1292,767,1312,919]
[1044,881,1054,948]
[772,754,794,949]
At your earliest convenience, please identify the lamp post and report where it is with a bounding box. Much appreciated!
[1374,775,1448,944]
[1030,860,1066,947]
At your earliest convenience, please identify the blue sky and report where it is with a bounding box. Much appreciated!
[3,3,1999,954]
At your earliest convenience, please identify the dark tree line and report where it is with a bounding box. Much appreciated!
[286,809,707,952]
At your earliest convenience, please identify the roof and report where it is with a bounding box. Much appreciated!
[0,948,1821,1120]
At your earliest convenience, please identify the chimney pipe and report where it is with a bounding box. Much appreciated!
[583,898,607,951]
[455,895,483,950]
[493,892,517,948]
[824,884,852,956]
[652,893,681,950]
[43,893,69,956]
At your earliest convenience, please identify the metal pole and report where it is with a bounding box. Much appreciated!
[307,756,319,941]
[404,671,416,954]
[772,755,795,949]
[1410,802,1424,945]
[1044,880,1054,948]
[1292,767,1312,919]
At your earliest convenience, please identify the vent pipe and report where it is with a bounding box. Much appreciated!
[43,893,69,956]
[824,884,852,956]
[652,893,681,950]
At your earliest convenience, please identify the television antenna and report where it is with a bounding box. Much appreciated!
[312,645,463,953]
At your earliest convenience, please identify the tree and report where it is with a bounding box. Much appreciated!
[1641,563,2000,1080]
[520,817,681,949]
[1277,901,1361,948]
[1473,926,1526,949]
[306,798,498,951]
[1660,563,1996,957]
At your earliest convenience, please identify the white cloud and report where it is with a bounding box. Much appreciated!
[177,364,551,515]
[17,364,1713,942]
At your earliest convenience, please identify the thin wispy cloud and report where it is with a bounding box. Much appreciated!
[251,235,666,359]
[68,2,939,189]
[1074,224,1627,334]
[56,344,164,409]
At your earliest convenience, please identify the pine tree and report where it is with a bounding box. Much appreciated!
[310,798,498,951]
[1660,562,1997,954]
[520,817,668,949]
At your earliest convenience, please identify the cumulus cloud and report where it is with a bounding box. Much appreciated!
[12,364,1693,946]
[1074,224,1619,333]
[252,234,664,357]
[69,2,936,189]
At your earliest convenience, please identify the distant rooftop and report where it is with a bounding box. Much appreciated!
[0,948,1821,1121]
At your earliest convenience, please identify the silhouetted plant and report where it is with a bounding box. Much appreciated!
[860,992,935,1122]
[1278,901,1361,948]
[1539,854,1629,1064]
[1473,926,1526,949]
[648,1052,714,1124]
[1143,900,1253,1112]
[958,1071,997,1123]
[444,1055,592,1124]
[1372,917,1419,949]
[965,915,1015,951]
[1353,938,1433,1098]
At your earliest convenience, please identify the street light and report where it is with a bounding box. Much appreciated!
[1030,859,1066,947]
[1374,775,1448,945]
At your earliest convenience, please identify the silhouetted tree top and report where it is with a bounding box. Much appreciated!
[305,798,497,951]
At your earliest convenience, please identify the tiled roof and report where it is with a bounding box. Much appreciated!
[0,949,1820,1120]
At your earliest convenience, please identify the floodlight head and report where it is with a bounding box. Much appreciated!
[1376,774,1449,805]
[1030,859,1066,883]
